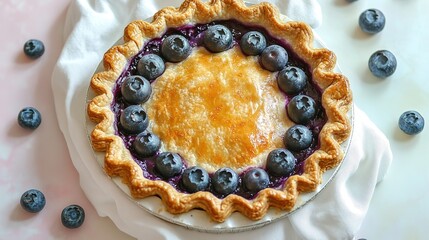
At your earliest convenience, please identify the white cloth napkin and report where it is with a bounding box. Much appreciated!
[51,0,392,239]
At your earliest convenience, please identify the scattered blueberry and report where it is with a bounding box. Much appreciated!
[260,45,288,72]
[119,105,149,134]
[287,95,317,124]
[284,125,313,151]
[17,107,42,130]
[61,204,85,229]
[277,66,308,94]
[137,54,165,80]
[161,34,192,62]
[155,152,183,178]
[266,149,297,177]
[23,39,45,59]
[243,168,269,193]
[359,9,386,34]
[203,24,233,53]
[211,167,239,196]
[20,189,46,213]
[133,131,161,157]
[120,75,151,104]
[368,50,397,78]
[240,31,267,56]
[398,110,425,135]
[181,166,210,193]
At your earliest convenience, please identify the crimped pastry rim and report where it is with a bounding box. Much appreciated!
[87,0,353,223]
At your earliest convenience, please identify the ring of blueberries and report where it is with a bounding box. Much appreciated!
[112,20,326,199]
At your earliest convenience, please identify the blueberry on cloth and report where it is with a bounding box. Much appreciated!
[260,45,288,72]
[203,24,233,53]
[119,105,149,134]
[17,107,42,129]
[161,34,192,62]
[155,152,183,178]
[121,75,152,104]
[266,148,297,177]
[287,95,317,124]
[133,131,161,157]
[243,168,269,193]
[240,31,267,56]
[23,39,45,59]
[399,110,425,135]
[277,66,308,94]
[20,189,46,213]
[211,167,239,196]
[368,50,397,78]
[181,166,210,193]
[61,204,85,229]
[137,54,165,80]
[359,9,386,34]
[284,125,313,151]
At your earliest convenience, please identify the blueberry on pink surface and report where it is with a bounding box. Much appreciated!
[18,107,42,130]
[23,39,45,59]
[20,189,46,213]
[61,204,85,229]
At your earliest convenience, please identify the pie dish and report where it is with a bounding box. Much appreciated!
[87,0,352,223]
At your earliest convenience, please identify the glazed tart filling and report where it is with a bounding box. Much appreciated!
[111,20,326,199]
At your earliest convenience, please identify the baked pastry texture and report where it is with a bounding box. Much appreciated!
[87,0,352,222]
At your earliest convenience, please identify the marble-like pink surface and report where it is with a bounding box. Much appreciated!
[0,1,133,239]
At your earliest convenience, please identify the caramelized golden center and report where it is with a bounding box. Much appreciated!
[144,47,292,173]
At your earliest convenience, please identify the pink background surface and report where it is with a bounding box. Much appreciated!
[0,1,133,239]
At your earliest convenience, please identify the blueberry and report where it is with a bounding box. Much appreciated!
[120,75,151,104]
[284,125,313,151]
[359,9,386,34]
[287,95,317,124]
[155,152,183,178]
[398,110,425,135]
[203,24,233,53]
[17,107,42,130]
[137,54,165,80]
[23,39,45,59]
[277,66,308,94]
[161,34,191,62]
[240,31,267,56]
[368,50,397,78]
[133,131,161,157]
[266,149,297,177]
[211,167,239,196]
[20,189,46,213]
[119,105,148,134]
[181,166,210,193]
[61,204,85,229]
[243,168,269,193]
[260,45,288,72]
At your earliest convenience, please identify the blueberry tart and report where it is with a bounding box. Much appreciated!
[87,0,352,222]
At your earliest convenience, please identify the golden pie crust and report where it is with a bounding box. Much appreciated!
[87,0,352,222]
